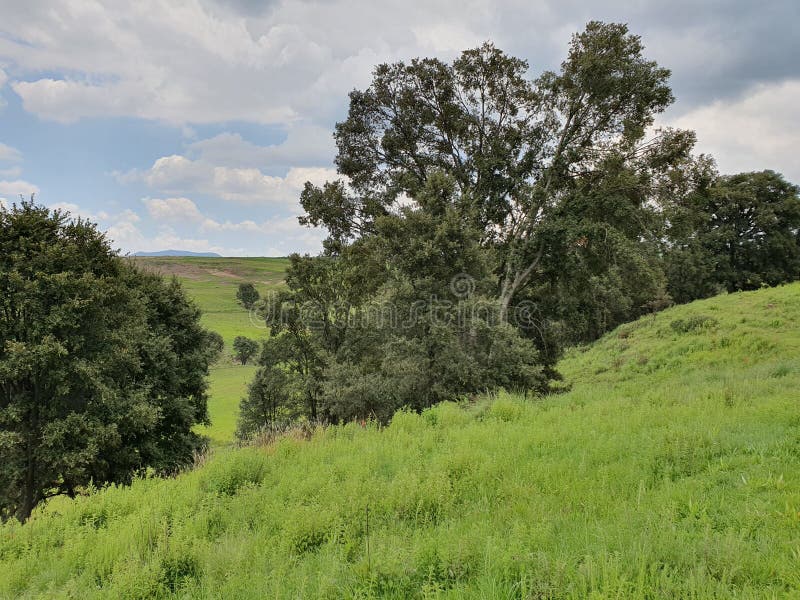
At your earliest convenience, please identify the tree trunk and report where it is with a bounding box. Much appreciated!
[18,381,40,522]
[498,240,544,323]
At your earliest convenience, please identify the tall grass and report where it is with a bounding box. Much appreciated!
[1,284,799,598]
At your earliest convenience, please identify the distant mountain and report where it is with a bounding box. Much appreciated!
[133,250,222,258]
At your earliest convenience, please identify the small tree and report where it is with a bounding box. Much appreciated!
[235,366,297,441]
[232,336,259,365]
[236,283,260,309]
[204,331,225,364]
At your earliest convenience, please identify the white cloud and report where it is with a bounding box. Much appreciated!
[39,199,247,255]
[136,194,327,253]
[0,67,6,109]
[109,221,244,256]
[1,0,799,128]
[0,166,22,178]
[45,202,139,226]
[0,142,21,162]
[0,0,331,124]
[412,23,482,53]
[49,202,81,214]
[142,196,205,222]
[667,79,800,182]
[0,179,39,197]
[124,154,338,205]
[186,122,336,168]
[0,0,494,125]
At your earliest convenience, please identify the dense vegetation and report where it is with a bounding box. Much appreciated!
[0,203,218,521]
[238,22,800,437]
[1,283,798,597]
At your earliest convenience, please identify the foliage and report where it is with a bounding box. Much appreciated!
[204,331,225,364]
[236,282,260,309]
[232,336,259,365]
[664,170,800,302]
[301,22,682,324]
[256,173,549,423]
[0,202,213,521]
[235,366,298,441]
[260,22,701,420]
[2,284,799,597]
[669,314,719,334]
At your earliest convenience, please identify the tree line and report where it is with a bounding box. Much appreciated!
[236,22,800,438]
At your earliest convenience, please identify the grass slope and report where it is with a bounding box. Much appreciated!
[200,365,258,444]
[2,284,800,598]
[132,256,289,443]
[131,256,288,346]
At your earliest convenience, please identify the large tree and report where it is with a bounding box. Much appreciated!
[259,174,547,424]
[0,202,214,521]
[300,22,688,321]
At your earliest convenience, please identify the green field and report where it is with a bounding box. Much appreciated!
[133,256,289,443]
[2,283,799,598]
[132,256,288,346]
[199,364,259,444]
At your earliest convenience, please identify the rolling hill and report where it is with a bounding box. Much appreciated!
[132,251,223,258]
[132,256,290,443]
[1,283,799,598]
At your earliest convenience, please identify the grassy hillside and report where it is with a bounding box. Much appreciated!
[2,284,799,598]
[131,256,288,346]
[132,256,289,443]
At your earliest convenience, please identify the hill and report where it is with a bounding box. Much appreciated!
[131,256,288,344]
[132,256,290,443]
[1,284,799,598]
[133,250,223,258]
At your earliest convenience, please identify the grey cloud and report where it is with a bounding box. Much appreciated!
[186,122,336,169]
[488,0,800,111]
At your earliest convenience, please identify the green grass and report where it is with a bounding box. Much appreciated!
[2,283,800,598]
[132,256,288,346]
[133,256,289,445]
[198,365,259,444]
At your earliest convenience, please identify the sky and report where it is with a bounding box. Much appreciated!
[0,0,798,256]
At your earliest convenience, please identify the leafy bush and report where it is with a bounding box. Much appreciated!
[0,202,213,521]
[670,315,719,334]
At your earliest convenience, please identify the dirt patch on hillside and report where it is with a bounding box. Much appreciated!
[130,258,207,279]
[206,269,244,280]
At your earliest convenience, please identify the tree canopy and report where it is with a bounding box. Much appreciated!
[236,283,260,309]
[300,22,682,318]
[0,202,215,521]
[232,336,259,365]
[664,170,800,302]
